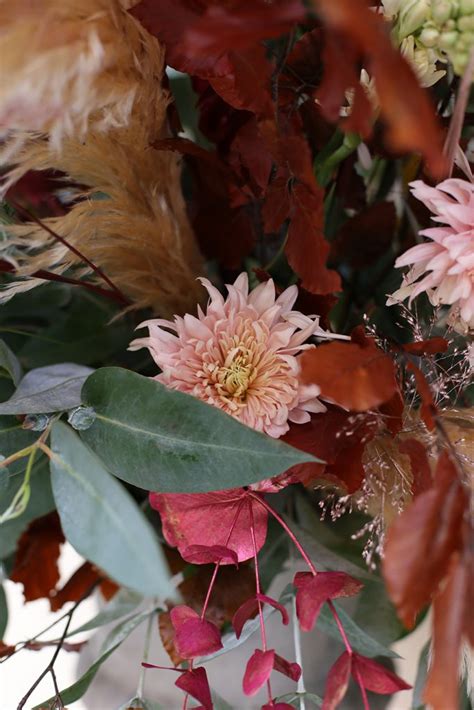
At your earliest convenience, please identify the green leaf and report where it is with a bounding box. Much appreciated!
[353,580,406,646]
[35,610,151,708]
[0,585,7,638]
[412,640,429,709]
[317,602,399,658]
[67,589,143,637]
[0,340,22,386]
[81,368,317,493]
[276,692,322,708]
[0,416,37,480]
[50,422,173,598]
[0,363,93,414]
[0,457,54,559]
[117,697,164,710]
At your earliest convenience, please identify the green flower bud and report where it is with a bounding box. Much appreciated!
[452,50,469,72]
[419,26,441,45]
[439,29,459,46]
[432,0,454,23]
[458,14,474,29]
[460,0,474,14]
[399,0,431,37]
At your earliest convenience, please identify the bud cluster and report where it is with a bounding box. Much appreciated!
[384,0,474,78]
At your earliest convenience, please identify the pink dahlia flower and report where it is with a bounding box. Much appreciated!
[130,273,346,438]
[388,178,474,332]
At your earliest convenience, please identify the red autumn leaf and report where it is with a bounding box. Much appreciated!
[183,0,306,53]
[322,651,351,710]
[330,202,396,268]
[282,408,378,493]
[378,389,404,436]
[423,553,469,710]
[406,361,437,430]
[286,182,341,295]
[10,512,65,602]
[279,28,323,108]
[232,593,289,639]
[301,340,398,411]
[383,451,467,627]
[273,652,302,682]
[316,31,361,124]
[50,561,118,612]
[243,648,275,696]
[209,46,274,116]
[175,666,213,710]
[228,117,273,201]
[351,654,411,694]
[130,0,231,78]
[262,172,292,233]
[403,337,449,356]
[0,642,15,658]
[151,489,268,564]
[170,606,223,659]
[181,544,239,566]
[314,0,446,177]
[294,571,363,632]
[398,438,432,497]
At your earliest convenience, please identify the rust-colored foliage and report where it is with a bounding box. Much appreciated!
[10,512,65,602]
[300,337,398,411]
[50,561,119,612]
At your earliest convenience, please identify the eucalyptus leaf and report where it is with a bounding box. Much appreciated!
[67,589,143,637]
[81,368,318,493]
[0,363,93,414]
[276,692,322,707]
[0,416,37,478]
[35,610,151,708]
[50,422,173,597]
[0,340,22,386]
[412,640,430,709]
[0,457,54,559]
[0,585,7,638]
[317,602,398,658]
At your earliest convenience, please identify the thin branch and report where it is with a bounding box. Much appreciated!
[16,580,100,709]
[9,201,131,306]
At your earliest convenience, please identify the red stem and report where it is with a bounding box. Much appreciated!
[327,600,352,656]
[10,201,131,306]
[248,499,273,705]
[354,666,370,710]
[248,492,317,575]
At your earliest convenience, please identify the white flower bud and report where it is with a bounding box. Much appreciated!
[419,26,441,45]
[460,0,474,14]
[432,0,454,23]
[399,0,432,37]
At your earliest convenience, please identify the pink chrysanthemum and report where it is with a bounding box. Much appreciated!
[130,273,346,438]
[388,178,474,332]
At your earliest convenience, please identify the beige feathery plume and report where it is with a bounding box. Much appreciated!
[0,0,205,316]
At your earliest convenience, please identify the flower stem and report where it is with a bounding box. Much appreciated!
[292,595,306,710]
[354,666,370,710]
[327,600,352,656]
[137,608,155,699]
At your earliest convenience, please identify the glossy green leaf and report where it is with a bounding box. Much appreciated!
[0,363,93,415]
[81,368,317,493]
[0,340,22,386]
[35,610,151,708]
[50,422,172,597]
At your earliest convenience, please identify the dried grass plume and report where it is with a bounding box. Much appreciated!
[0,0,205,315]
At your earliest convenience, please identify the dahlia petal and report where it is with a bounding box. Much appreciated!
[394,242,440,268]
[248,278,276,314]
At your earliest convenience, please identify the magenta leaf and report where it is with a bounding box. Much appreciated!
[273,653,302,682]
[256,594,290,626]
[151,489,268,563]
[233,593,289,639]
[170,604,199,626]
[243,648,275,696]
[262,704,294,709]
[294,572,363,632]
[322,651,352,710]
[232,597,259,639]
[181,544,239,566]
[175,667,213,710]
[173,617,223,659]
[352,654,412,694]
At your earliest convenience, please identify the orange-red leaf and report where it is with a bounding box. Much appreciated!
[10,512,64,602]
[300,340,398,411]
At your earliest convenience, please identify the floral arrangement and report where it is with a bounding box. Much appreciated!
[0,1,472,709]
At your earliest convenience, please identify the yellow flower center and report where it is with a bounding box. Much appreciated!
[217,347,254,399]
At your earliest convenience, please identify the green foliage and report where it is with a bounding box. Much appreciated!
[0,585,7,639]
[0,363,93,415]
[81,367,318,493]
[50,422,173,597]
[0,340,22,386]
